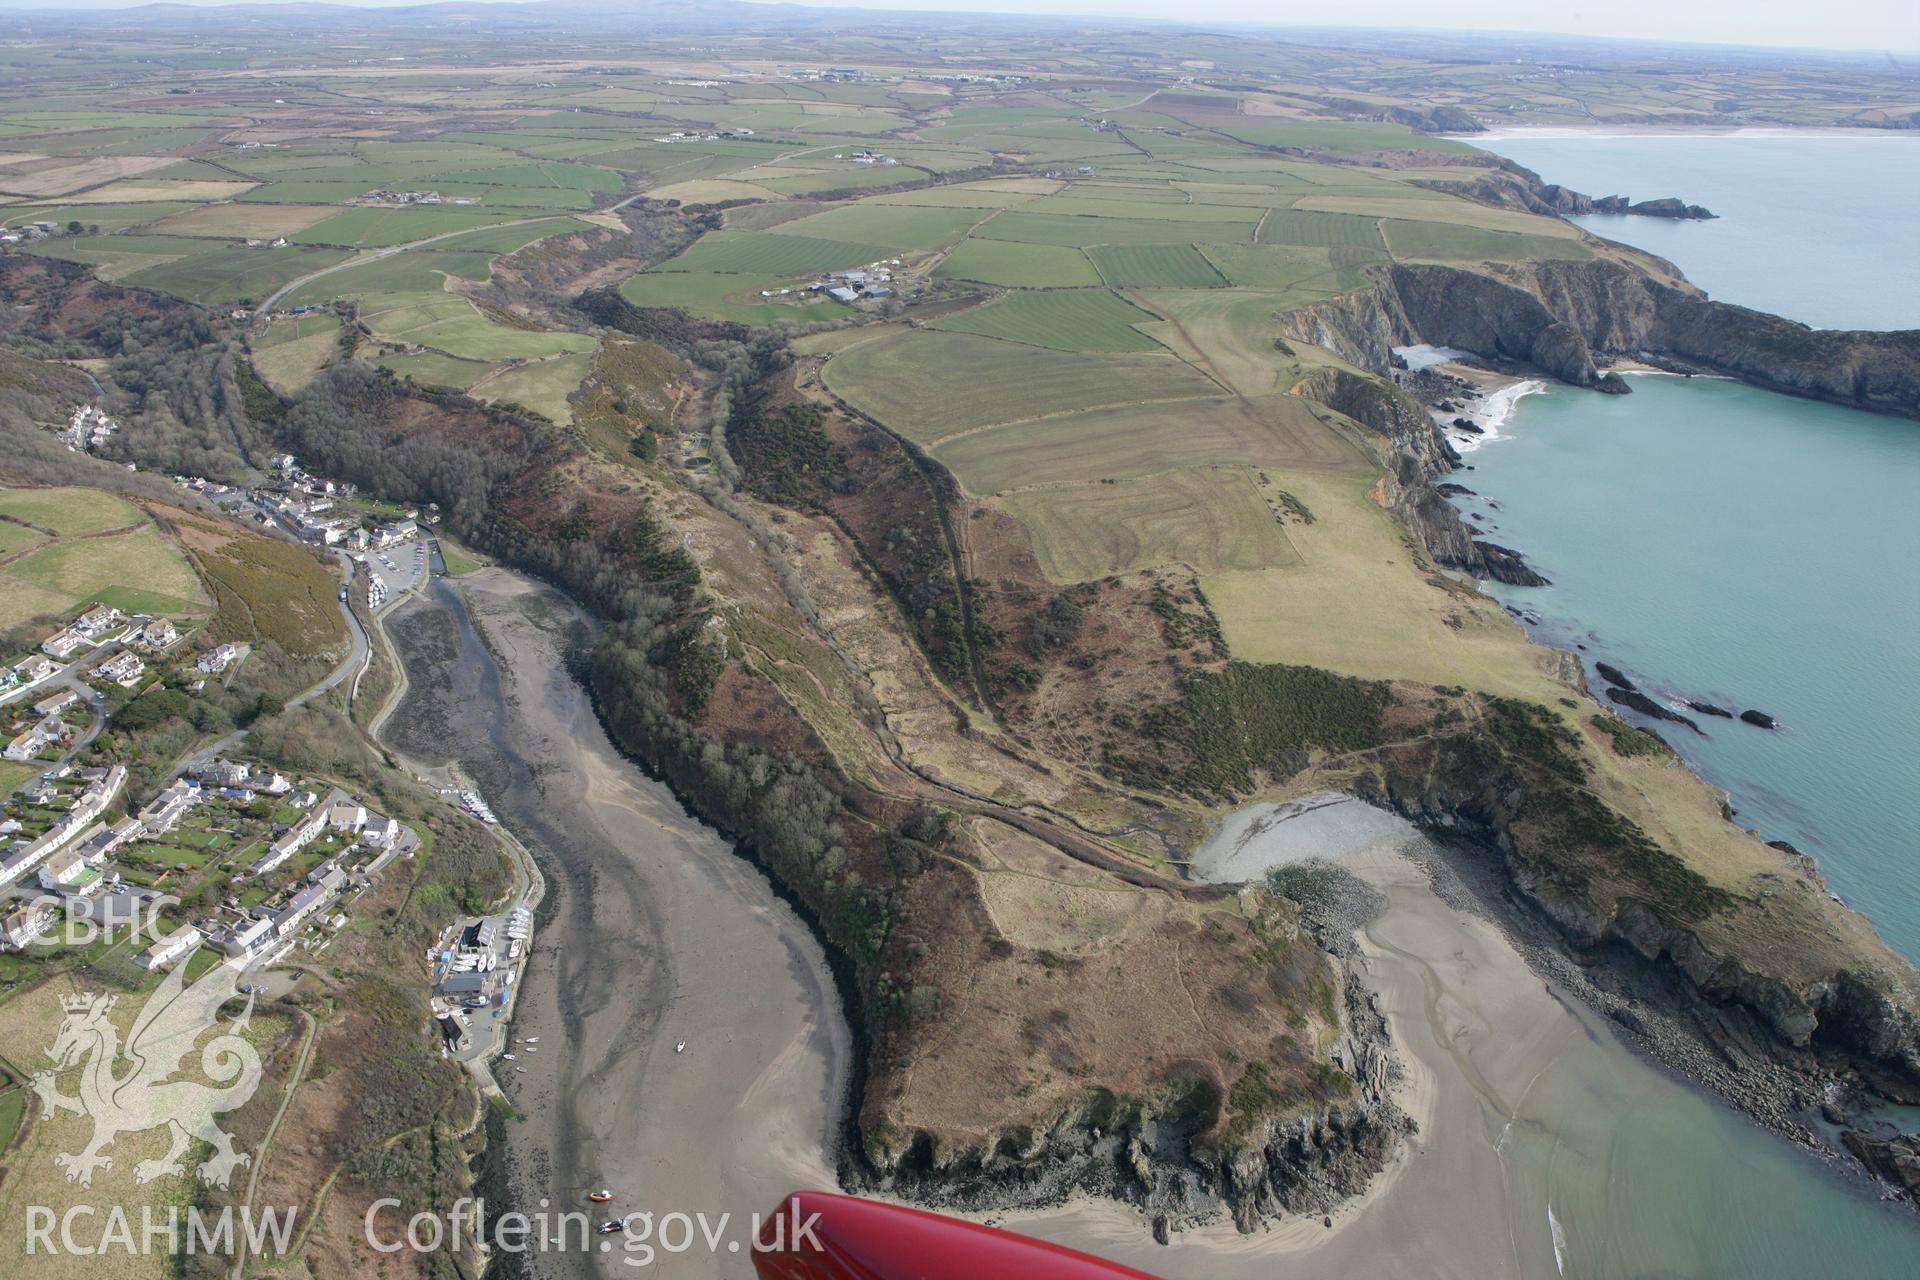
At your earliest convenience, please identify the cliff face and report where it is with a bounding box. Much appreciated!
[1349,731,1920,1100]
[1409,161,1714,222]
[1277,254,1920,1184]
[1296,366,1547,585]
[1284,260,1920,419]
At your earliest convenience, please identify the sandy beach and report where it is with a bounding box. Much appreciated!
[379,568,1915,1280]
[1004,807,1584,1278]
[382,570,847,1279]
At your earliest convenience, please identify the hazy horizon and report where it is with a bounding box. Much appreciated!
[0,0,1913,56]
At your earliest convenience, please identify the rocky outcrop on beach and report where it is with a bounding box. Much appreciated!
[1843,1129,1920,1198]
[1281,259,1920,419]
[1595,662,1637,691]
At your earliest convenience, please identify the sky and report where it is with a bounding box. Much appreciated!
[788,0,1916,51]
[3,0,1915,53]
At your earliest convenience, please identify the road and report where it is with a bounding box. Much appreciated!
[290,555,368,711]
[249,182,666,334]
[251,215,574,327]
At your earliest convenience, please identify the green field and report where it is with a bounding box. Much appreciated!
[0,485,145,537]
[144,202,340,239]
[1195,243,1356,291]
[293,206,516,248]
[931,393,1359,494]
[469,352,593,423]
[928,288,1162,353]
[1199,469,1540,692]
[934,238,1101,288]
[281,249,499,305]
[1379,219,1594,263]
[1035,196,1259,222]
[868,179,1057,208]
[775,203,983,250]
[380,350,492,390]
[619,270,853,324]
[0,519,208,629]
[823,329,1216,441]
[368,300,594,362]
[655,229,891,276]
[999,466,1301,582]
[1087,242,1226,288]
[252,327,339,394]
[1255,209,1387,249]
[255,312,341,347]
[1126,290,1343,397]
[977,211,1257,247]
[2,202,191,232]
[121,244,348,305]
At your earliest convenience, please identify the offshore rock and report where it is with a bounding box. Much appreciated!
[1607,687,1703,733]
[1471,541,1549,586]
[1595,662,1637,692]
[1741,709,1780,729]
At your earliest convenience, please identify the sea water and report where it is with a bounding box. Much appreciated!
[1452,375,1920,959]
[1473,131,1920,331]
[1459,133,1920,963]
[1413,134,1920,1272]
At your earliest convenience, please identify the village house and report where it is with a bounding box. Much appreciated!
[214,914,274,958]
[37,847,105,897]
[74,604,123,637]
[4,712,66,762]
[33,688,78,717]
[136,777,202,835]
[0,766,122,885]
[12,654,60,687]
[73,816,142,863]
[0,899,59,950]
[138,618,179,649]
[274,865,347,937]
[93,651,146,688]
[138,924,203,971]
[198,643,241,675]
[197,758,252,788]
[41,628,87,659]
[4,724,48,763]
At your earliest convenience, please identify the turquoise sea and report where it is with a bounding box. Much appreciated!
[1476,131,1920,330]
[1464,133,1920,963]
[1453,375,1920,958]
[1422,131,1920,1276]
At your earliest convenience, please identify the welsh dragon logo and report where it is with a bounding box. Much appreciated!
[29,960,262,1189]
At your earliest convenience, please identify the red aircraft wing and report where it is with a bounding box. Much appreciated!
[752,1191,1165,1280]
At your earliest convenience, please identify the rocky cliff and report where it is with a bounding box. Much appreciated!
[1285,257,1920,1153]
[1349,722,1920,1105]
[855,969,1409,1235]
[1296,366,1547,585]
[1284,260,1920,419]
[1409,159,1715,221]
